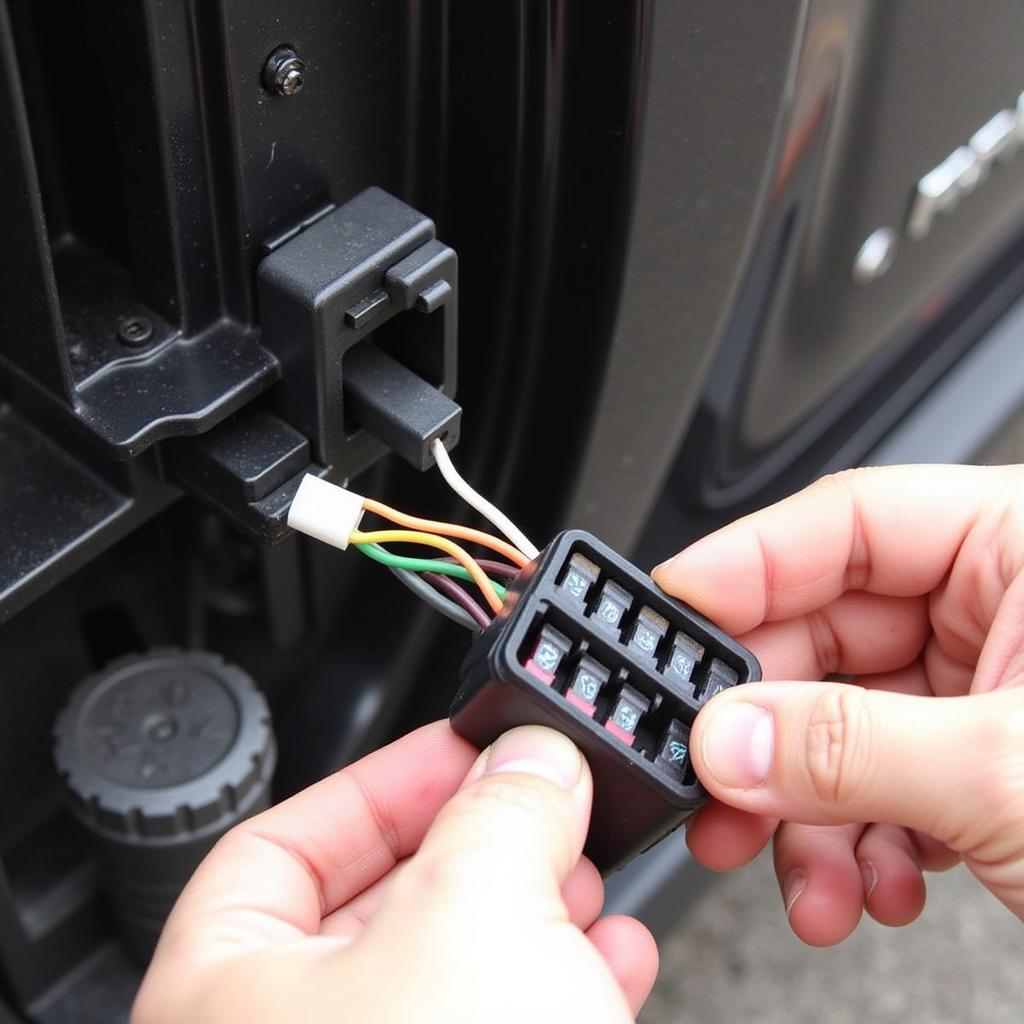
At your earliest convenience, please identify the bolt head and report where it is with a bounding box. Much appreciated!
[263,47,306,97]
[279,65,304,96]
[117,315,154,347]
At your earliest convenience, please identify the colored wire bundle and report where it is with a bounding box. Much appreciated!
[430,439,539,559]
[341,444,537,631]
[355,543,507,599]
[378,561,485,633]
[362,497,530,568]
[350,528,505,612]
[421,572,491,629]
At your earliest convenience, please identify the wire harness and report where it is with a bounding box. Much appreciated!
[430,439,539,559]
[287,453,534,630]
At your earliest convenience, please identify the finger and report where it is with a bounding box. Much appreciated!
[855,823,926,927]
[319,874,386,942]
[378,726,592,926]
[320,853,606,941]
[773,822,865,946]
[739,591,929,681]
[585,916,659,1017]
[691,681,1022,851]
[561,855,606,930]
[924,477,1024,685]
[974,564,1024,692]
[856,662,933,697]
[685,799,777,871]
[923,630,980,697]
[160,721,477,951]
[653,464,1015,634]
[911,830,961,873]
[856,656,973,701]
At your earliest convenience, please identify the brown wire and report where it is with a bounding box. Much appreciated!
[422,572,492,629]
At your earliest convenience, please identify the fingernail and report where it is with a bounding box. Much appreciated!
[484,726,583,791]
[700,702,774,789]
[783,870,806,918]
[860,859,878,900]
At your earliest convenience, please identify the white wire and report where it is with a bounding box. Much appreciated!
[431,438,540,559]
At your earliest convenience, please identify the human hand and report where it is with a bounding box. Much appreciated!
[652,464,1024,944]
[132,722,657,1023]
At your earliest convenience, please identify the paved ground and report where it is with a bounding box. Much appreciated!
[641,418,1024,1024]
[640,854,1021,1024]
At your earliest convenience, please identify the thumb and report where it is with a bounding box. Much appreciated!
[691,682,1024,853]
[382,725,592,923]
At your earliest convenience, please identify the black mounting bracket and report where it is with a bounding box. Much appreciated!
[161,188,460,546]
[257,186,459,482]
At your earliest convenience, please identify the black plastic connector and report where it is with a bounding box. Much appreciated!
[258,187,458,482]
[449,529,761,874]
[164,407,323,544]
[343,344,461,470]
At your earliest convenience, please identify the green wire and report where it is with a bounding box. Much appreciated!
[355,543,507,599]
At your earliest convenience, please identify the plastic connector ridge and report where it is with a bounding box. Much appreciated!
[287,475,365,549]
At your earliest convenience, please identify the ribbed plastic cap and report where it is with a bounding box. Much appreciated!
[53,649,275,842]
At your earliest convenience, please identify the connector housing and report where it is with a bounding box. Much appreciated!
[258,187,458,481]
[343,344,461,470]
[449,529,761,873]
[286,475,364,549]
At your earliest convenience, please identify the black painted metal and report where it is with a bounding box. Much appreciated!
[673,0,1024,517]
[562,0,804,546]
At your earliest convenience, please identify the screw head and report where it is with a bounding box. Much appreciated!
[117,315,154,347]
[263,47,306,97]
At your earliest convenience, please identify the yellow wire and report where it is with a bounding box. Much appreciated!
[361,498,530,568]
[349,528,505,613]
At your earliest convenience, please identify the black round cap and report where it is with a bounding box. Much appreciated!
[54,649,275,842]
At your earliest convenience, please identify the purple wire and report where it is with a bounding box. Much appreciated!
[423,572,492,629]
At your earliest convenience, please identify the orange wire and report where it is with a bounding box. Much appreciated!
[349,528,504,613]
[361,498,530,568]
